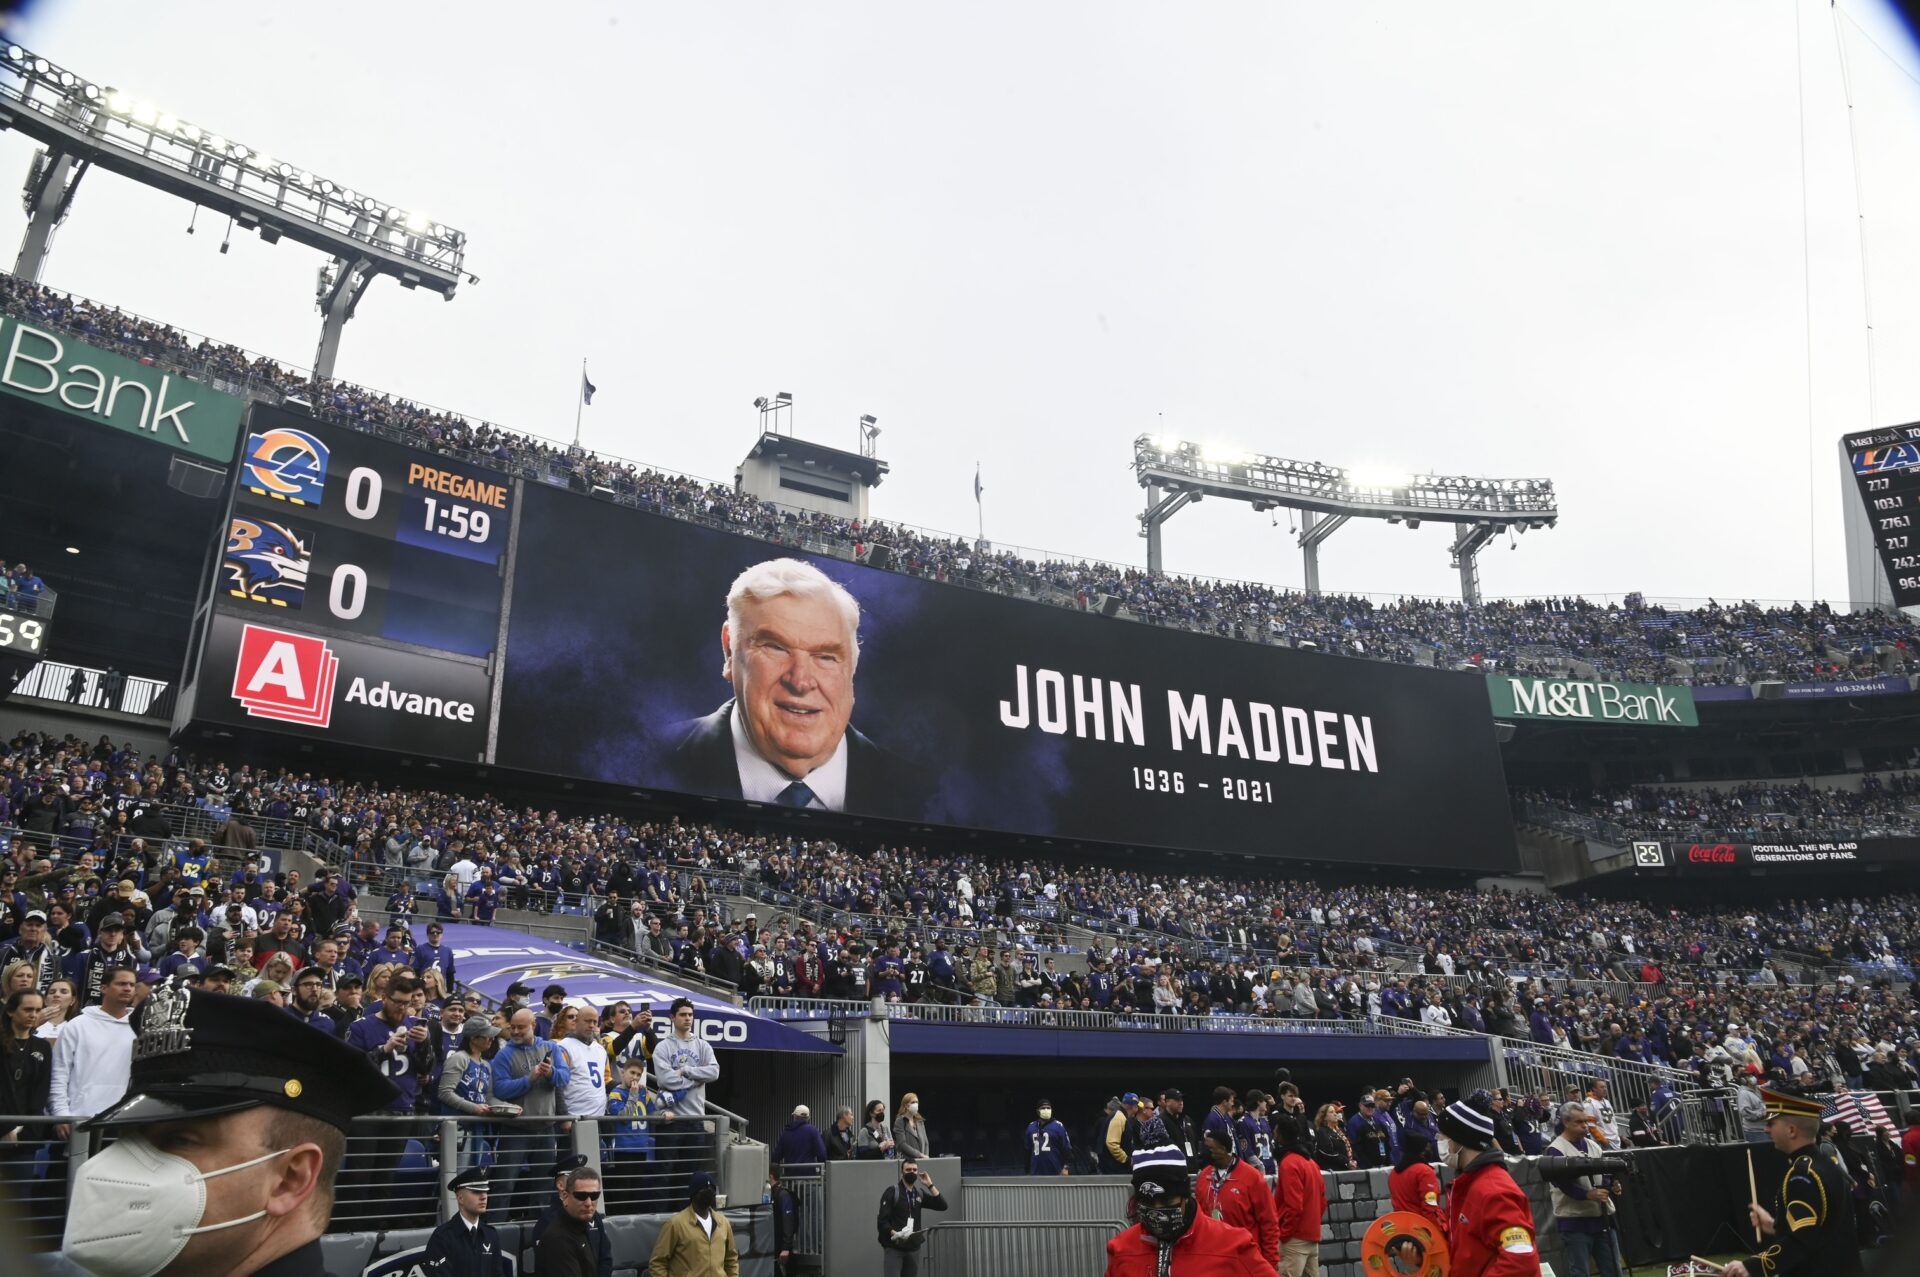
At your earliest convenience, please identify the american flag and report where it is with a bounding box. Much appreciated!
[1820,1090,1897,1139]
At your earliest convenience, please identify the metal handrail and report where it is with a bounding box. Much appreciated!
[746,994,1484,1039]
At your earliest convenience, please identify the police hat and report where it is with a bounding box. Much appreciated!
[83,986,397,1131]
[551,1152,590,1178]
[449,1167,491,1194]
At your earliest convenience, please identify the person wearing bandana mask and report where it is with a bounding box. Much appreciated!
[1194,1127,1280,1269]
[876,1157,948,1275]
[57,984,398,1277]
[1435,1092,1541,1277]
[1104,1143,1272,1277]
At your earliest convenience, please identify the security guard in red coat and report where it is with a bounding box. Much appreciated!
[1105,1144,1275,1277]
[1437,1093,1542,1277]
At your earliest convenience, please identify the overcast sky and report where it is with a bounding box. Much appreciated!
[7,2,1920,606]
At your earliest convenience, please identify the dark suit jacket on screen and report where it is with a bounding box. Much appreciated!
[662,699,929,820]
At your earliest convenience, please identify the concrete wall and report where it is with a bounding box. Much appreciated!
[1,702,172,755]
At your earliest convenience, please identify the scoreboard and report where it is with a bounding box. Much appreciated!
[222,405,509,656]
[1845,422,1920,607]
[181,405,512,761]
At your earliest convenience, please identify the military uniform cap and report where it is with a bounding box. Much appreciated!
[550,1152,590,1177]
[83,986,397,1131]
[1759,1085,1824,1121]
[449,1167,491,1193]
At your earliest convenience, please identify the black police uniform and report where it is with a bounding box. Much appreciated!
[424,1169,512,1276]
[1742,1148,1862,1276]
[64,984,398,1277]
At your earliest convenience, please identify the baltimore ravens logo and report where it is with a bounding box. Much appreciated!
[243,427,330,504]
[224,517,311,607]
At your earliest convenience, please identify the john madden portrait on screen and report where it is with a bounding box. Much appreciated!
[660,557,930,819]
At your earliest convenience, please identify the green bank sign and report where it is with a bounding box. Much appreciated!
[0,314,244,463]
[1488,676,1698,727]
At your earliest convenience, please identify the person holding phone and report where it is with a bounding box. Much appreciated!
[877,1158,947,1276]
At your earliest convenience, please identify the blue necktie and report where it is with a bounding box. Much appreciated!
[776,781,817,808]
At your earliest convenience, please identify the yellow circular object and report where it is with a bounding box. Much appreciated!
[1361,1209,1450,1277]
[284,1078,304,1098]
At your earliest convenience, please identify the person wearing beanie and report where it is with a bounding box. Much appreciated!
[1389,1128,1446,1232]
[1195,1125,1280,1269]
[1104,1144,1272,1277]
[1436,1092,1540,1276]
[1270,1113,1326,1276]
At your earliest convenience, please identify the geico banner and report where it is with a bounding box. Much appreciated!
[190,612,492,759]
[426,925,837,1054]
[495,484,1516,870]
[1488,676,1698,727]
[1632,838,1920,873]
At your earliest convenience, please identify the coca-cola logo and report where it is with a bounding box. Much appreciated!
[1687,843,1739,865]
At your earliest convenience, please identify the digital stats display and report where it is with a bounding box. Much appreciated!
[180,406,508,761]
[1846,422,1920,607]
[222,406,508,656]
[493,485,1517,870]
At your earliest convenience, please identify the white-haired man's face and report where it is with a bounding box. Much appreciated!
[724,592,855,775]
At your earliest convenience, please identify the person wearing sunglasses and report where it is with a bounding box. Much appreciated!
[535,1164,613,1277]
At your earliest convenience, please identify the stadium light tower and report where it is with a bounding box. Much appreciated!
[0,44,470,381]
[1133,435,1558,604]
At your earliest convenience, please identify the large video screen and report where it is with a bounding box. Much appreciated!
[1844,421,1920,608]
[495,486,1516,869]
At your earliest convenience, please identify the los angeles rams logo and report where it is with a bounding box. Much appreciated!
[243,427,330,504]
[224,517,311,607]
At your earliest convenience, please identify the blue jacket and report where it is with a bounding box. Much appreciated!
[491,1036,571,1103]
[772,1117,828,1170]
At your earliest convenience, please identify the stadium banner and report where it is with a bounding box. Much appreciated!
[493,485,1517,870]
[0,313,244,462]
[1630,838,1918,873]
[1780,674,1910,699]
[1486,676,1698,727]
[423,924,838,1054]
[1688,685,1753,702]
[189,611,492,759]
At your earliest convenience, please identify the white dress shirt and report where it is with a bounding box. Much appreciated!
[730,704,848,810]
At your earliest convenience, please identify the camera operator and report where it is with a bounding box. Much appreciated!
[1543,1102,1622,1277]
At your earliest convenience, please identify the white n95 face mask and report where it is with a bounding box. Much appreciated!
[63,1134,292,1277]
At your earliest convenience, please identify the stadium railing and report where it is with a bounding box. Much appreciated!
[747,994,1486,1039]
[0,1114,77,1252]
[6,659,173,719]
[921,1220,1118,1277]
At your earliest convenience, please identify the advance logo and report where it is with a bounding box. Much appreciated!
[231,623,339,727]
[1488,677,1698,728]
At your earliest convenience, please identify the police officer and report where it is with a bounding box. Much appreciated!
[1723,1087,1862,1277]
[58,983,398,1277]
[422,1166,511,1275]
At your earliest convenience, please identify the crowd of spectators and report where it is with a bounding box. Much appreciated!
[8,724,1920,1129]
[1522,775,1920,842]
[3,270,1918,688]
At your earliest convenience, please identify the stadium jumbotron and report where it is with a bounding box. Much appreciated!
[5,10,1920,1277]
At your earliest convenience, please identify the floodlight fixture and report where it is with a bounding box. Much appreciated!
[1132,432,1557,603]
[0,41,469,379]
[775,391,793,406]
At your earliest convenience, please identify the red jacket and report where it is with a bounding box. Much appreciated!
[1104,1212,1276,1277]
[1447,1154,1541,1277]
[1903,1124,1920,1193]
[1389,1162,1447,1232]
[1273,1149,1325,1244]
[1195,1157,1281,1265]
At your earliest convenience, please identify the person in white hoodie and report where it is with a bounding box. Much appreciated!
[48,964,137,1133]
